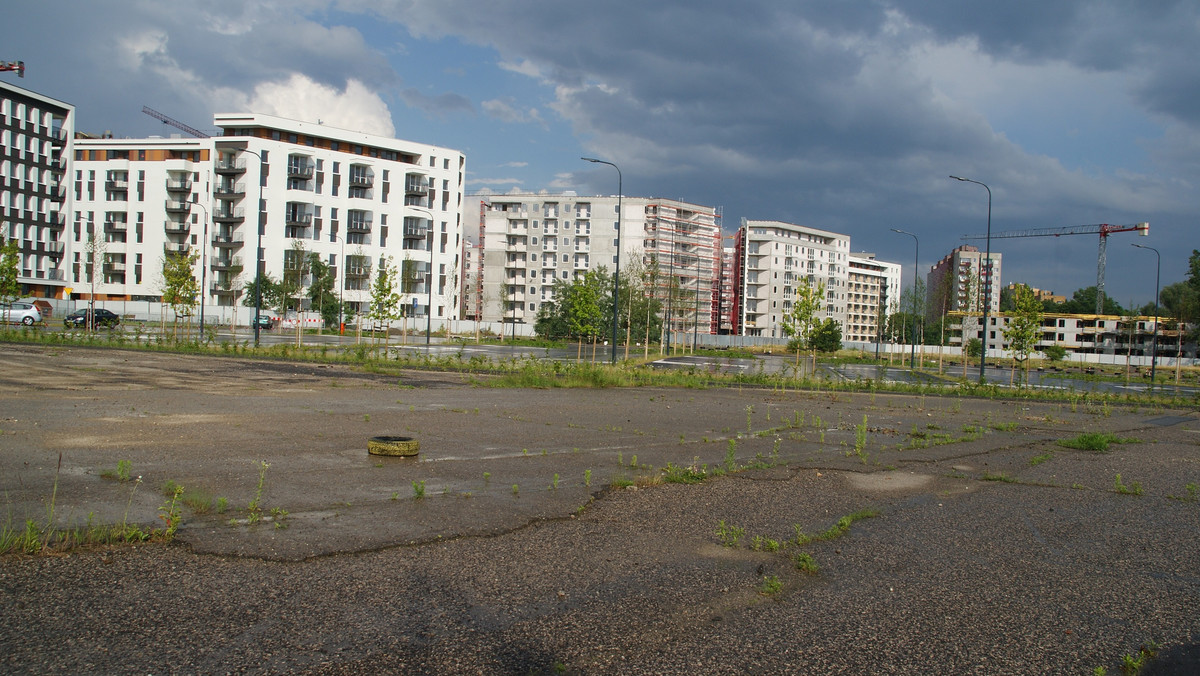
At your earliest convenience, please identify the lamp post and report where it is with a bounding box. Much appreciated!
[191,200,209,334]
[890,228,919,368]
[408,207,435,347]
[238,148,268,348]
[581,157,621,364]
[1132,243,1160,386]
[950,175,992,382]
[331,232,345,336]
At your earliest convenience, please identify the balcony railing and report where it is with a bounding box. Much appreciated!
[348,172,374,187]
[345,266,372,278]
[164,242,191,254]
[215,158,246,173]
[214,183,245,198]
[285,213,313,226]
[346,219,372,233]
[287,164,314,179]
[214,209,245,223]
[212,234,245,246]
[165,200,192,213]
[404,178,430,194]
[163,221,191,234]
[103,221,128,232]
[165,179,193,192]
[402,221,427,238]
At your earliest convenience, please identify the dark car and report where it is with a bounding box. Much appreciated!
[253,314,277,330]
[64,308,121,328]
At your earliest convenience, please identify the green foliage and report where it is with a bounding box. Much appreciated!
[810,317,843,353]
[780,277,826,353]
[964,337,982,359]
[368,256,402,332]
[1005,284,1043,367]
[160,250,200,320]
[1042,344,1068,362]
[662,462,708,484]
[1057,432,1140,453]
[1043,286,1126,315]
[1113,474,1143,496]
[715,519,745,547]
[793,552,819,574]
[412,479,427,499]
[0,237,20,308]
[758,575,783,595]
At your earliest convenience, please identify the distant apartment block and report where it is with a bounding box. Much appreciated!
[72,113,465,323]
[733,219,851,338]
[845,252,902,343]
[472,194,721,334]
[925,244,1002,321]
[951,311,1193,359]
[1,80,73,297]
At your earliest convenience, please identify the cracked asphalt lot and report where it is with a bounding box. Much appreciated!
[1,344,1199,674]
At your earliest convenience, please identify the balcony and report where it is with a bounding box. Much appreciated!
[163,221,191,234]
[211,233,245,247]
[210,256,241,271]
[287,163,314,179]
[165,178,193,192]
[214,183,245,198]
[105,179,129,191]
[402,220,427,238]
[48,128,67,147]
[345,266,371,279]
[164,242,191,254]
[165,200,192,213]
[215,158,247,174]
[214,209,245,223]
[210,283,240,296]
[103,220,128,233]
[348,169,374,187]
[103,261,127,273]
[285,212,314,227]
[346,219,372,233]
[404,177,430,195]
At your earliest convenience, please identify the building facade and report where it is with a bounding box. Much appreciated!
[71,113,465,325]
[735,219,851,338]
[925,244,1002,321]
[1,81,73,298]
[472,193,721,335]
[845,252,902,343]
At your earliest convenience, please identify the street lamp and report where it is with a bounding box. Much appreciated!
[581,157,622,364]
[1132,243,1160,386]
[950,175,992,382]
[331,232,345,335]
[891,228,919,368]
[408,206,435,347]
[190,199,210,334]
[237,148,268,348]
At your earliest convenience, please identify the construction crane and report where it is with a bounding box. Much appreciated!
[963,222,1149,315]
[141,105,209,138]
[1,61,25,77]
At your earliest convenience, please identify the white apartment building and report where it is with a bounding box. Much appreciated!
[72,113,465,325]
[472,193,721,333]
[845,252,902,343]
[1,80,73,298]
[735,219,851,338]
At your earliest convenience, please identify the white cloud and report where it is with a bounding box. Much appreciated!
[481,98,544,125]
[238,74,395,137]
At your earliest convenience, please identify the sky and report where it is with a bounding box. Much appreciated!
[5,0,1198,309]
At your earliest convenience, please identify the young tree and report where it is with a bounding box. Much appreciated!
[243,273,283,319]
[1003,284,1043,385]
[0,236,20,325]
[306,253,341,329]
[810,318,843,353]
[399,257,421,342]
[160,250,200,340]
[368,256,401,349]
[84,233,107,331]
[780,277,826,364]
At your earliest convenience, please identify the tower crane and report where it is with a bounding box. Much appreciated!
[1,61,25,77]
[963,222,1149,315]
[141,105,209,138]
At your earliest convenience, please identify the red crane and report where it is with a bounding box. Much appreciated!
[963,222,1149,314]
[0,61,25,78]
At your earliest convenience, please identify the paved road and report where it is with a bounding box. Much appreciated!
[2,345,1200,673]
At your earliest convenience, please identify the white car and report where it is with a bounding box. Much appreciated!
[1,301,43,325]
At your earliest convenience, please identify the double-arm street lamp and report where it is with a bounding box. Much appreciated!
[1132,243,1161,386]
[890,228,919,368]
[949,175,992,382]
[581,157,622,364]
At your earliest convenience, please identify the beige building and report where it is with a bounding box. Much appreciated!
[845,252,902,343]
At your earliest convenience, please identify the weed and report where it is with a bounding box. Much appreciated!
[512,484,519,495]
[725,439,738,472]
[412,480,427,499]
[758,575,783,595]
[793,524,812,545]
[854,414,868,460]
[771,437,782,459]
[1029,452,1054,466]
[390,491,399,501]
[584,469,592,487]
[715,519,745,547]
[750,535,780,552]
[1057,432,1140,453]
[158,484,184,536]
[1113,474,1143,496]
[247,461,270,524]
[269,506,289,529]
[817,509,880,541]
[630,454,638,468]
[483,471,491,483]
[663,462,708,484]
[982,472,1017,483]
[617,451,623,466]
[551,474,559,490]
[990,421,1018,432]
[793,552,819,574]
[746,405,754,433]
[363,414,370,422]
[1168,483,1198,503]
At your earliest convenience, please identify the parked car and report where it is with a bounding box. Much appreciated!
[64,308,121,329]
[0,301,43,325]
[253,314,277,330]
